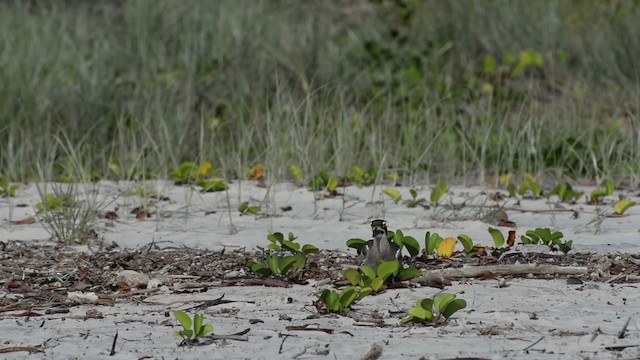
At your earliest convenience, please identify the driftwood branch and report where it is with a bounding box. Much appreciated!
[413,264,588,284]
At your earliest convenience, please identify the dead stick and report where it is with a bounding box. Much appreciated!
[109,331,118,356]
[618,317,631,339]
[0,347,43,354]
[286,326,334,334]
[242,278,291,288]
[207,334,248,341]
[414,264,588,283]
[522,336,544,351]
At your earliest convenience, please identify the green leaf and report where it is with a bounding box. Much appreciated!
[441,298,467,319]
[418,298,433,311]
[266,254,279,274]
[339,287,358,308]
[507,183,516,197]
[370,277,384,292]
[360,265,376,280]
[425,232,443,256]
[198,324,214,337]
[531,181,542,197]
[408,306,432,321]
[397,267,421,281]
[383,188,402,203]
[326,291,340,312]
[238,202,249,213]
[193,313,204,335]
[615,198,636,215]
[281,240,300,253]
[602,179,615,195]
[346,238,366,252]
[488,227,505,248]
[247,261,273,276]
[197,179,228,192]
[279,256,298,274]
[327,176,338,191]
[430,181,448,204]
[457,234,474,253]
[342,269,363,286]
[524,230,540,243]
[393,230,405,248]
[301,244,319,255]
[433,293,456,315]
[410,188,418,199]
[293,252,307,269]
[175,329,193,338]
[358,287,373,299]
[377,260,400,280]
[402,236,420,257]
[267,232,284,243]
[559,240,573,254]
[175,311,192,331]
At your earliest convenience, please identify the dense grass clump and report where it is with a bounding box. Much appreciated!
[1,0,639,185]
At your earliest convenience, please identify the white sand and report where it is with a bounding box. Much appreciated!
[1,181,639,359]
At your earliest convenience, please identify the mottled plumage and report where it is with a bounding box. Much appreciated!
[362,219,401,271]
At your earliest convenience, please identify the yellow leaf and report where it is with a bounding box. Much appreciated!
[524,172,535,182]
[436,237,457,257]
[249,163,264,180]
[499,174,511,185]
[199,161,214,176]
[288,165,304,182]
[383,188,402,203]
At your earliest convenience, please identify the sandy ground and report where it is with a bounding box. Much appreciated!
[1,180,640,359]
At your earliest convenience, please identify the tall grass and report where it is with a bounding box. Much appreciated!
[1,0,639,185]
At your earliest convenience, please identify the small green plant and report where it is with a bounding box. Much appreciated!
[406,188,427,208]
[308,171,338,193]
[400,293,467,325]
[424,231,444,256]
[342,260,420,297]
[238,201,261,215]
[170,161,228,192]
[518,173,542,197]
[520,228,573,253]
[246,252,303,277]
[344,166,377,187]
[174,311,214,342]
[36,193,69,213]
[35,183,111,244]
[589,179,614,204]
[548,183,583,203]
[170,161,212,184]
[266,232,319,255]
[317,287,359,314]
[288,165,304,183]
[430,180,448,206]
[0,176,17,197]
[246,232,319,277]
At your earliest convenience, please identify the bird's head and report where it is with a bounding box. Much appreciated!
[370,219,387,237]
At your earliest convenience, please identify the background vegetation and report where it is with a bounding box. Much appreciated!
[1,0,639,186]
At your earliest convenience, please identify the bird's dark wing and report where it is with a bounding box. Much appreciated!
[390,241,402,261]
[362,239,374,255]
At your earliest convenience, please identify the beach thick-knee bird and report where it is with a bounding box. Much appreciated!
[362,219,401,271]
